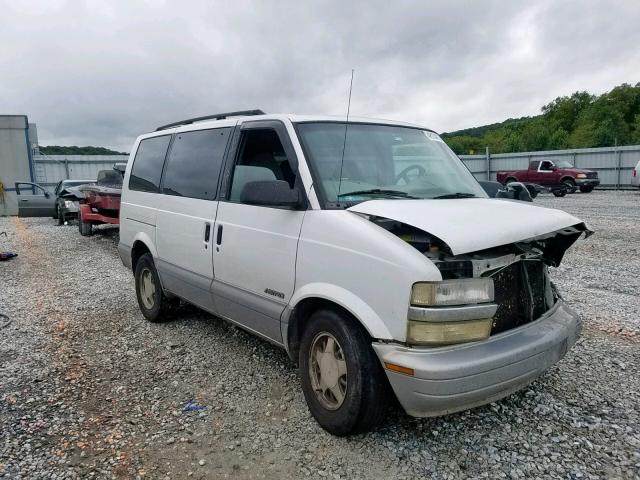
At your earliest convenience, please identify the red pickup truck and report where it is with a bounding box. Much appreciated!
[496,160,600,194]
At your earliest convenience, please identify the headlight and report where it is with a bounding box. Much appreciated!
[576,173,586,179]
[407,318,492,346]
[411,278,494,306]
[64,200,75,208]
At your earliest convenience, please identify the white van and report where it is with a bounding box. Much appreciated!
[119,111,589,435]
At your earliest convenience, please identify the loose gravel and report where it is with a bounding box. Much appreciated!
[1,190,639,479]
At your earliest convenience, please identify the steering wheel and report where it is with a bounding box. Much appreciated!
[395,165,426,185]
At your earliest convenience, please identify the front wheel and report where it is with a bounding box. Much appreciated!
[56,206,64,226]
[299,309,390,436]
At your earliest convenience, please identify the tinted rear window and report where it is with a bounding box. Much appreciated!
[162,128,230,200]
[129,135,171,192]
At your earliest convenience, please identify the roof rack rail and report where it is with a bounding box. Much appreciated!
[155,109,266,131]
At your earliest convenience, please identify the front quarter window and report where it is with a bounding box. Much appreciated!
[295,122,486,206]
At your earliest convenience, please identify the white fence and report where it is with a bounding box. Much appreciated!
[31,145,640,190]
[459,145,640,188]
[32,154,129,187]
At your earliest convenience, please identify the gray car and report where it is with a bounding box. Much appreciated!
[53,179,94,225]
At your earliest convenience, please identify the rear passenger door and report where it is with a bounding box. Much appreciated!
[211,120,306,343]
[155,125,233,312]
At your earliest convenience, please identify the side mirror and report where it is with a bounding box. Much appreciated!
[497,181,533,202]
[240,180,301,208]
[44,191,50,198]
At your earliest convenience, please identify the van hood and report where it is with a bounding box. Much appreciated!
[348,198,587,255]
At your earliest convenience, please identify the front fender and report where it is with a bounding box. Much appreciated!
[288,282,394,340]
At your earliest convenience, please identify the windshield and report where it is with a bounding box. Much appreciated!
[555,160,574,168]
[296,122,487,206]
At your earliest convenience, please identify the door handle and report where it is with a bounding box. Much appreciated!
[216,224,223,245]
[204,223,211,243]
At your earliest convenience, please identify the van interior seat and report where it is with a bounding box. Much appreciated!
[230,165,277,201]
[246,152,283,180]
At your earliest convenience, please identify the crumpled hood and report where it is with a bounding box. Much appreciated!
[348,198,586,255]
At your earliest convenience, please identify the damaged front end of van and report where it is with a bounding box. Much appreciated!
[349,198,591,417]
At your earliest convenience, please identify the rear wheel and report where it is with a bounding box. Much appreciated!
[134,253,175,322]
[299,309,390,436]
[562,178,577,193]
[579,185,594,193]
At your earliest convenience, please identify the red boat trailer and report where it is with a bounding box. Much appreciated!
[77,169,122,236]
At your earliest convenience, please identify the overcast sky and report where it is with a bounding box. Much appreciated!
[1,1,639,152]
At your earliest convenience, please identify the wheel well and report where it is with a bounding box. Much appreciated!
[131,241,151,272]
[286,297,371,363]
[561,176,576,184]
[505,176,517,183]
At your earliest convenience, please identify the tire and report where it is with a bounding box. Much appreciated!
[78,217,92,236]
[56,206,64,226]
[579,186,594,193]
[562,178,577,193]
[552,189,567,197]
[134,253,174,322]
[299,309,390,436]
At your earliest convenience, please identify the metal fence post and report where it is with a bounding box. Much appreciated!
[64,159,70,178]
[616,149,622,189]
[485,146,490,180]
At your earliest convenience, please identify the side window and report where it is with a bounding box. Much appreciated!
[540,160,553,171]
[162,128,230,200]
[229,129,296,202]
[129,135,171,192]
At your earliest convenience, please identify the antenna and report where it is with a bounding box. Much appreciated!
[337,69,354,198]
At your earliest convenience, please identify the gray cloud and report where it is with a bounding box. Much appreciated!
[1,0,638,151]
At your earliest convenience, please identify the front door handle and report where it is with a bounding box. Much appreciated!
[204,222,211,243]
[216,224,223,245]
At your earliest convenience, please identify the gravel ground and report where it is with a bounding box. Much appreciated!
[1,190,639,479]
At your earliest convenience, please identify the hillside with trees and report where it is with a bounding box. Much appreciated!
[39,146,128,155]
[442,82,640,154]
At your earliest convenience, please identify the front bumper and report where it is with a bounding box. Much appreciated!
[574,178,599,187]
[373,300,580,417]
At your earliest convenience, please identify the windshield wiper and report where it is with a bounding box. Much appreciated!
[432,192,478,199]
[337,188,418,199]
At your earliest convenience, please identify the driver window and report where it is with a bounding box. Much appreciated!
[540,161,553,171]
[229,129,296,203]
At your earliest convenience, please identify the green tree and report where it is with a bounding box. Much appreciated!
[443,82,640,154]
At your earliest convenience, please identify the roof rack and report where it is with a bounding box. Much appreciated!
[155,109,266,131]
